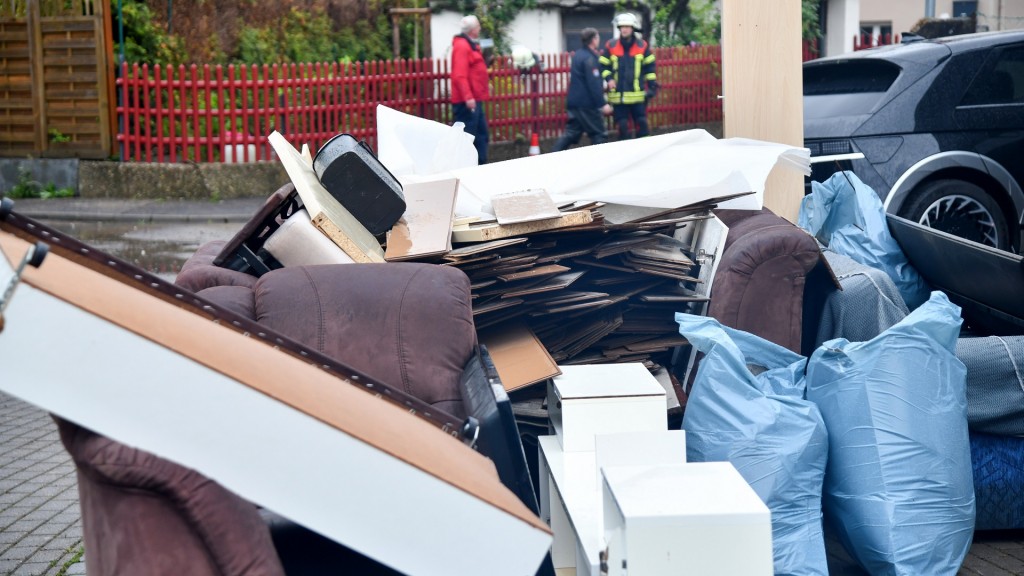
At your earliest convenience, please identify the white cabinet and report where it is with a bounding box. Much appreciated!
[602,462,773,576]
[548,363,666,452]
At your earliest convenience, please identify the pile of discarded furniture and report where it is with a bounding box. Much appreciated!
[2,108,1022,575]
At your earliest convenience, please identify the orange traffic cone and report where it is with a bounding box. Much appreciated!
[528,133,541,156]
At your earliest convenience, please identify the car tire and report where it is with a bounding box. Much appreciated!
[899,179,1009,250]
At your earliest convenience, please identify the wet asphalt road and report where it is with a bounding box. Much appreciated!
[43,219,240,281]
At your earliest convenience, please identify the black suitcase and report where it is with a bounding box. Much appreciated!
[312,134,405,236]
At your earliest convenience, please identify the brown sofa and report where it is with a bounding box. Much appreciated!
[58,249,478,575]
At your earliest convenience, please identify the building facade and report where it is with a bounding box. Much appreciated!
[828,0,1024,56]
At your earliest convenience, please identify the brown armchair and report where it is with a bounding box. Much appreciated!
[58,250,479,575]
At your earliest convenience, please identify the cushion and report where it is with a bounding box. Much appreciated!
[252,263,475,417]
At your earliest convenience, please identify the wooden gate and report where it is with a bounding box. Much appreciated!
[0,0,113,158]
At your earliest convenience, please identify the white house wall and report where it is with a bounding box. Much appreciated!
[859,0,1024,38]
[826,0,860,56]
[508,10,565,54]
[432,9,566,60]
[431,11,466,62]
[976,0,1024,31]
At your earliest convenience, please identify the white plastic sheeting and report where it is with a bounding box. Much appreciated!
[375,105,811,218]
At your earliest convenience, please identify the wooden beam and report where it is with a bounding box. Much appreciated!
[721,0,804,222]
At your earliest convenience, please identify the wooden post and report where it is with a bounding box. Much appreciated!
[392,16,401,59]
[721,0,804,222]
[27,0,47,154]
[389,8,433,59]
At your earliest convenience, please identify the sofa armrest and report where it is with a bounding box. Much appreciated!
[54,417,285,576]
[708,209,823,354]
[176,240,258,292]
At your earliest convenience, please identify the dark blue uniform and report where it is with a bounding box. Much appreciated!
[553,45,608,151]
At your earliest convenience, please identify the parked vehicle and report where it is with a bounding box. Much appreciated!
[803,30,1024,251]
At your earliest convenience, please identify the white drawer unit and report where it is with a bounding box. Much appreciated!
[539,431,686,576]
[548,363,667,452]
[601,462,773,576]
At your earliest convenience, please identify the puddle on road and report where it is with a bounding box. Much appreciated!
[44,220,240,281]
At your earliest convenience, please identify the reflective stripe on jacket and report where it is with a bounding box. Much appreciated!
[599,35,656,105]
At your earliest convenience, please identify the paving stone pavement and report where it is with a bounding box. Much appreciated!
[0,393,84,576]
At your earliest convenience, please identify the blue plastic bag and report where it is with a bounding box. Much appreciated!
[806,292,975,575]
[676,313,829,576]
[799,170,930,309]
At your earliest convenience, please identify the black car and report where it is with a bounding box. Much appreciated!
[803,30,1024,251]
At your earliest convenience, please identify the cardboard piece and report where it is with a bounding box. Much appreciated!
[446,237,528,258]
[478,320,561,392]
[452,210,594,243]
[268,131,385,263]
[492,189,562,225]
[385,178,459,261]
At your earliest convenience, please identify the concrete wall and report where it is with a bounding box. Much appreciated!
[76,162,291,200]
[5,124,723,200]
[0,159,79,195]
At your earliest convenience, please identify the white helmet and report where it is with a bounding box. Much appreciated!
[613,13,640,29]
[511,45,537,69]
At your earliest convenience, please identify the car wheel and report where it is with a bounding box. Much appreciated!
[899,179,1009,249]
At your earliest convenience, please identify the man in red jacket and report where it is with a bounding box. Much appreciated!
[451,15,491,164]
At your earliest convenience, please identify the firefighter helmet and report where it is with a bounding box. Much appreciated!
[511,45,537,70]
[612,12,640,29]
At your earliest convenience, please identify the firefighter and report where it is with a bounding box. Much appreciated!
[600,12,658,139]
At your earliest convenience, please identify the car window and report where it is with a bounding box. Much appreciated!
[804,60,901,95]
[960,45,1024,105]
[804,60,901,118]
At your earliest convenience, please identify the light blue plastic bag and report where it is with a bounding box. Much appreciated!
[799,170,930,309]
[806,291,975,576]
[676,313,829,576]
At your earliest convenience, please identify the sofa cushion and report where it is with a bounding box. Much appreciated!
[252,263,475,418]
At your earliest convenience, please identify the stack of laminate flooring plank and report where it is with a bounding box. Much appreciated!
[426,198,734,375]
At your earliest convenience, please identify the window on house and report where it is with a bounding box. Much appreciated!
[952,1,978,18]
[859,22,894,47]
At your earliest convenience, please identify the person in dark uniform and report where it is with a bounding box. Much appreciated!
[553,28,613,152]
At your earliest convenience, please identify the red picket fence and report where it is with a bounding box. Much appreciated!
[854,33,901,51]
[115,45,722,163]
[803,38,820,62]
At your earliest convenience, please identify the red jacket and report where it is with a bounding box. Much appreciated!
[451,34,489,104]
